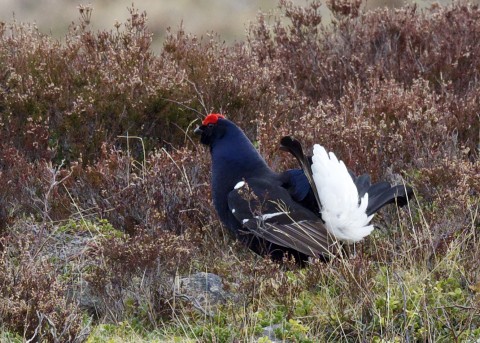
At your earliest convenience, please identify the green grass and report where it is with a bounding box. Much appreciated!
[80,199,479,342]
[1,1,479,341]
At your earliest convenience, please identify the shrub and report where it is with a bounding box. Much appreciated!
[0,224,88,342]
[0,1,479,341]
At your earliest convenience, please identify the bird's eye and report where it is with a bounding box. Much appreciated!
[208,123,214,128]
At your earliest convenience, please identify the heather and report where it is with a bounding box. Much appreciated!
[0,1,479,342]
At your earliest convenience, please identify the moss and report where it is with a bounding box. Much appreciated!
[1,1,480,341]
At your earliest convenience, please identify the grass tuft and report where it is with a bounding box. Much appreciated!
[0,1,479,341]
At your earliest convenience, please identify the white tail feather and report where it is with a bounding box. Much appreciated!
[311,145,374,243]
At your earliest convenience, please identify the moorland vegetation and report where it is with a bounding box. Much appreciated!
[0,1,479,341]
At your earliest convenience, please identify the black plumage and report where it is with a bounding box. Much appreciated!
[195,114,413,263]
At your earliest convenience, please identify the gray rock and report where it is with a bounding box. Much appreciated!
[174,272,233,315]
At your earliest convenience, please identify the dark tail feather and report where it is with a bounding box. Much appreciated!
[351,173,371,198]
[351,174,413,215]
[280,136,414,217]
[366,184,413,216]
[280,136,322,209]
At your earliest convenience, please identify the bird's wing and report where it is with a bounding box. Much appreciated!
[227,179,336,258]
[244,220,335,258]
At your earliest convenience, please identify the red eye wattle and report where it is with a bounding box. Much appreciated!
[202,113,225,126]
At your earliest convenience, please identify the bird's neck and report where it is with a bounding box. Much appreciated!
[210,129,271,181]
[209,131,274,226]
[211,149,271,230]
[211,144,271,184]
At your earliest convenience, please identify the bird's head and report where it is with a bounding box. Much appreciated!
[194,113,227,146]
[194,113,267,169]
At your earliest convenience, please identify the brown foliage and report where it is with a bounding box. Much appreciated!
[0,1,479,339]
[0,228,86,342]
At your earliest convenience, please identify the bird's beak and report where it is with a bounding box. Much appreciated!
[194,126,203,135]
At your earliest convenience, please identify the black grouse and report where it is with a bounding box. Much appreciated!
[194,113,412,262]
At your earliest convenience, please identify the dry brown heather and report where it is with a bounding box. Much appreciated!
[0,1,479,342]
